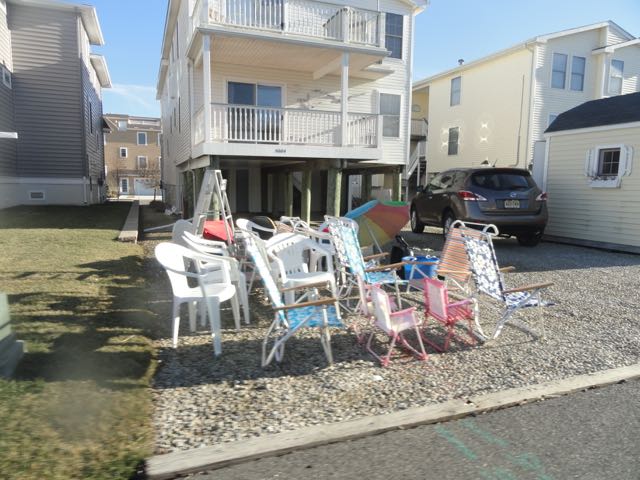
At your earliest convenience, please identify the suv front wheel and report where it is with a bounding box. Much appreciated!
[410,207,425,233]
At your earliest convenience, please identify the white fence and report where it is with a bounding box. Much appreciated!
[197,104,378,147]
[195,0,382,46]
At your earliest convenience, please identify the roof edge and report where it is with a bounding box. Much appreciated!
[90,54,111,88]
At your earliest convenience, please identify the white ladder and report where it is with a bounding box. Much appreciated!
[193,169,234,250]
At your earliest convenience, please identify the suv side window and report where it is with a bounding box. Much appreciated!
[426,173,443,191]
[439,173,455,190]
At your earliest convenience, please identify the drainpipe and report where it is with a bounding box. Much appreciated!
[82,176,88,204]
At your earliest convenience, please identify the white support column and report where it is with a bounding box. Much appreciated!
[340,52,349,146]
[202,35,212,143]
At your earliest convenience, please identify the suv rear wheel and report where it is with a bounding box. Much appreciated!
[517,231,543,247]
[410,207,425,233]
[442,211,456,237]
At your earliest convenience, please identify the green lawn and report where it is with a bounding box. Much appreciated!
[0,204,157,479]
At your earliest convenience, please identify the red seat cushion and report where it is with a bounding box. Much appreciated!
[202,220,234,242]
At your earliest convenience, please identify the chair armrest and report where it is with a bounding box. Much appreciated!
[448,298,474,308]
[279,280,332,293]
[503,282,554,294]
[405,260,438,266]
[273,297,338,311]
[436,269,471,276]
[366,262,404,272]
[390,306,417,317]
[363,252,389,261]
[499,266,516,273]
[160,265,200,278]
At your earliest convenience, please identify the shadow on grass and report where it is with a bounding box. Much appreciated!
[9,254,165,390]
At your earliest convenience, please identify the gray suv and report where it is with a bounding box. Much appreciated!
[410,168,548,246]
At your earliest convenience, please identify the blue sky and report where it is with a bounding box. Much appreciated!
[92,0,640,118]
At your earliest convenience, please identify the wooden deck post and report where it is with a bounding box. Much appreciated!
[301,169,312,224]
[391,168,402,202]
[362,173,372,202]
[284,172,293,217]
[326,165,342,216]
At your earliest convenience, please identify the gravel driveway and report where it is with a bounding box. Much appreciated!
[147,228,640,454]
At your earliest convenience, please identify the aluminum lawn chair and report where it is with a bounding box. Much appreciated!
[244,236,344,367]
[421,277,477,352]
[324,216,407,315]
[365,284,427,367]
[462,232,554,340]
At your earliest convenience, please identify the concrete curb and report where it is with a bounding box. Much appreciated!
[118,200,140,243]
[146,363,640,480]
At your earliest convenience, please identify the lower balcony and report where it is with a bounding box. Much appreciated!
[192,103,382,160]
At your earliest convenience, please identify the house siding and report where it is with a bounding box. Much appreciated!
[8,4,83,178]
[424,48,533,174]
[531,29,602,148]
[0,0,15,176]
[545,126,640,247]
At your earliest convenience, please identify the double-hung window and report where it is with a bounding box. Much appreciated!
[448,127,459,156]
[137,132,147,145]
[137,156,148,169]
[119,147,127,158]
[385,13,403,59]
[609,60,624,95]
[551,53,567,89]
[570,56,585,91]
[598,148,620,176]
[380,93,401,138]
[450,76,461,106]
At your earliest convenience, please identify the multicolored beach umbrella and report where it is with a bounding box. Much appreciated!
[344,200,409,248]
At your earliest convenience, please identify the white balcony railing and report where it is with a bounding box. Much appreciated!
[410,118,428,137]
[192,0,383,47]
[199,103,378,147]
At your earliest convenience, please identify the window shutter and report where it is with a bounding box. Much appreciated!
[621,145,634,176]
[584,148,596,177]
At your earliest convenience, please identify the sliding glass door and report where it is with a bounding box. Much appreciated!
[227,82,282,142]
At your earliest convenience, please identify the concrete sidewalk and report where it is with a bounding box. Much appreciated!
[146,363,640,479]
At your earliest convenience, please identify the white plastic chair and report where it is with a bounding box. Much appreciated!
[266,232,337,304]
[180,230,250,325]
[236,218,276,239]
[155,242,240,356]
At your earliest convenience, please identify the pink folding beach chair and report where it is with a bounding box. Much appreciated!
[422,277,477,352]
[365,284,428,367]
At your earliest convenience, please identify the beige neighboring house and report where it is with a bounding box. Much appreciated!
[0,0,111,208]
[542,92,640,253]
[409,20,640,191]
[157,0,428,220]
[103,114,162,198]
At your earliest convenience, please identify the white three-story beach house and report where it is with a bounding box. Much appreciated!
[157,0,427,219]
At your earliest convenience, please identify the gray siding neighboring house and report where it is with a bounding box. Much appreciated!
[0,0,111,208]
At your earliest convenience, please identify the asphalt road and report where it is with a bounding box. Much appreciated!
[191,379,640,480]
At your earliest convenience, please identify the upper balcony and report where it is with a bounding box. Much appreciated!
[191,0,385,49]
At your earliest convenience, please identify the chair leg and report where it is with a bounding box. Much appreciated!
[206,297,222,356]
[188,301,197,332]
[237,274,250,324]
[199,300,207,327]
[172,300,181,348]
[231,293,241,331]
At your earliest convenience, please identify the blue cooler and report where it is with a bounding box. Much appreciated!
[403,255,438,280]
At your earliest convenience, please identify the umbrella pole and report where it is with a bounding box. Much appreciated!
[365,222,383,254]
